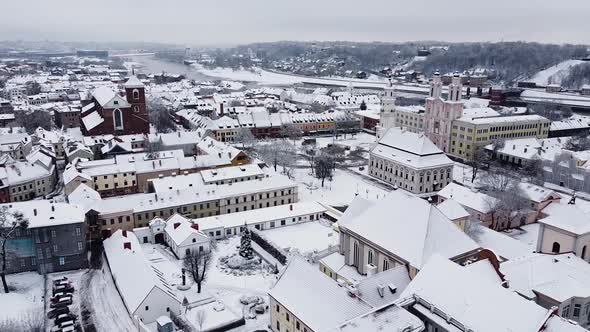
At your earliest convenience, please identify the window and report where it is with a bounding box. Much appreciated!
[353,242,359,267]
[383,259,389,271]
[276,321,280,331]
[563,305,570,317]
[77,242,83,251]
[286,313,290,322]
[145,306,149,311]
[574,304,581,317]
[53,244,58,253]
[75,227,81,236]
[583,246,587,260]
[276,304,280,312]
[552,242,561,254]
[368,250,373,265]
[133,105,139,113]
[59,257,65,266]
[113,109,123,130]
[133,89,140,100]
[296,321,300,330]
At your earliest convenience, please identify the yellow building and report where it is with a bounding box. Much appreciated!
[449,114,550,161]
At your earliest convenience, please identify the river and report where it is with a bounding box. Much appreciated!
[129,56,215,81]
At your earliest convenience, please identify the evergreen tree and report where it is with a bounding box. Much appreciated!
[239,225,254,260]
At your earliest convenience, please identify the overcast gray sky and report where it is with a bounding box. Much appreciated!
[1,0,589,46]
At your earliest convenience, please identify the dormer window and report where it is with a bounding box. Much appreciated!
[114,100,118,105]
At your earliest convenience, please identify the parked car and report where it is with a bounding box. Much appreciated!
[53,277,69,287]
[52,284,74,295]
[50,293,71,303]
[47,306,70,319]
[50,320,75,332]
[50,297,72,308]
[55,313,77,325]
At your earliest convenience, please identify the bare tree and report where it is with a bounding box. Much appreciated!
[0,207,29,293]
[522,156,544,185]
[280,124,303,144]
[465,217,485,242]
[183,249,211,294]
[565,135,590,152]
[469,147,490,183]
[314,153,335,187]
[482,171,530,230]
[148,97,177,133]
[235,128,256,149]
[255,140,297,177]
[195,309,207,331]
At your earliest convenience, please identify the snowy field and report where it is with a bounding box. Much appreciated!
[260,220,338,256]
[529,59,583,86]
[0,272,44,328]
[293,167,389,206]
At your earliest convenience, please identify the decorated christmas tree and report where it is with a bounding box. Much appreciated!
[239,224,254,260]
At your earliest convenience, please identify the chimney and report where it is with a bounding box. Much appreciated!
[51,205,55,212]
[220,103,224,116]
[178,131,181,137]
[218,152,221,158]
[33,208,37,216]
[174,222,181,229]
[122,230,127,237]
[123,242,131,250]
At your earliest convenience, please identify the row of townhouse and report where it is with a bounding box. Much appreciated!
[67,173,299,240]
[0,151,56,203]
[64,142,250,197]
[177,108,358,143]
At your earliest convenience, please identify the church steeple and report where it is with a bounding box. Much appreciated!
[381,78,396,113]
[447,71,463,102]
[430,71,443,99]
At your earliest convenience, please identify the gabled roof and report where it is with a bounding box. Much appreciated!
[501,253,590,302]
[164,214,208,247]
[342,191,479,269]
[400,255,552,332]
[92,86,117,106]
[124,75,144,89]
[378,127,443,156]
[81,111,104,131]
[269,258,372,331]
[539,202,590,235]
[103,230,179,315]
[436,198,469,221]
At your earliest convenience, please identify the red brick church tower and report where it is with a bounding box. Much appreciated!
[80,76,150,136]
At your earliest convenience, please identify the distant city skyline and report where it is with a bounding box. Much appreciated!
[1,0,589,46]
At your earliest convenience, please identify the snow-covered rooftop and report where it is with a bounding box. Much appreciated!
[342,191,479,269]
[539,202,590,235]
[269,258,372,331]
[400,255,554,332]
[438,183,497,214]
[103,230,179,315]
[0,201,84,229]
[501,253,590,302]
[371,127,453,169]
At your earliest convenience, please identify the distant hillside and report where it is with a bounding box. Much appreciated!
[561,62,590,89]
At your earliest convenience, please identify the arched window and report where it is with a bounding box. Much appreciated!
[582,246,587,260]
[133,89,140,100]
[368,250,373,265]
[133,105,140,113]
[113,109,123,130]
[552,242,561,254]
